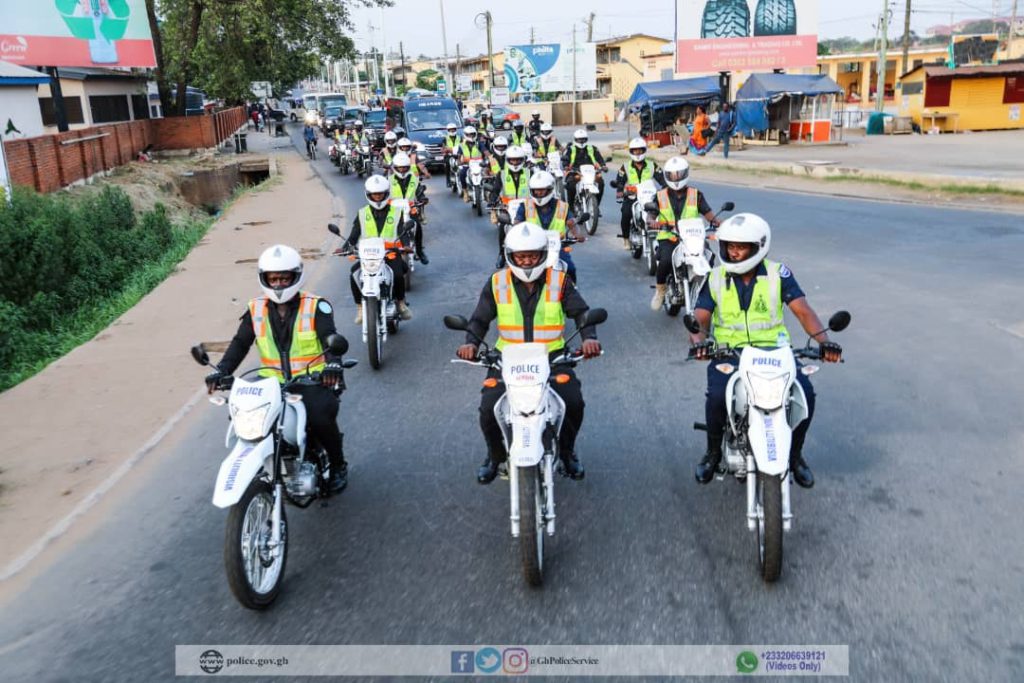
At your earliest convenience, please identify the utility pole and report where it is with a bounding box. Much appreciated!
[456,43,461,92]
[439,0,451,90]
[572,23,578,126]
[586,12,596,43]
[901,0,912,77]
[1011,0,1019,59]
[379,6,392,97]
[486,12,496,91]
[530,26,536,45]
[875,0,889,113]
[400,41,406,89]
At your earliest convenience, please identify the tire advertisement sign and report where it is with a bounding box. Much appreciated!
[676,0,818,73]
[0,0,157,68]
[503,43,596,94]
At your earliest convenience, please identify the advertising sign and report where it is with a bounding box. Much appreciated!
[503,43,596,94]
[676,0,818,73]
[0,0,157,68]
[456,74,472,92]
[490,87,510,105]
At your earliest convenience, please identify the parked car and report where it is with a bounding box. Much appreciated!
[464,104,520,130]
[363,107,388,149]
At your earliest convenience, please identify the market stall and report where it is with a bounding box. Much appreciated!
[735,73,843,144]
[626,76,722,146]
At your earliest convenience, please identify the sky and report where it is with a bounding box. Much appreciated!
[348,0,1018,60]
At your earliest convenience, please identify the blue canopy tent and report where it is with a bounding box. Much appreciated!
[626,76,722,142]
[734,73,843,140]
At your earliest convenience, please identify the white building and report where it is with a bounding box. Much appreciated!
[0,61,49,138]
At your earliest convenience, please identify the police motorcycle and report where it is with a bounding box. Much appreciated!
[443,307,608,587]
[327,220,415,370]
[645,200,735,317]
[573,164,601,235]
[683,311,851,583]
[353,140,373,178]
[189,336,358,609]
[618,179,660,274]
[495,206,590,281]
[545,152,567,202]
[467,157,486,217]
[387,196,425,291]
[446,146,461,194]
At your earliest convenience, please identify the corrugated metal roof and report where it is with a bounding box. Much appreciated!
[901,63,1024,79]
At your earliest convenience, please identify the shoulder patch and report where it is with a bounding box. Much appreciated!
[318,300,333,314]
[779,263,792,278]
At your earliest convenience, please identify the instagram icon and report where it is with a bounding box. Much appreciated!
[503,648,529,674]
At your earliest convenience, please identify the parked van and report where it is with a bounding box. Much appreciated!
[298,92,348,126]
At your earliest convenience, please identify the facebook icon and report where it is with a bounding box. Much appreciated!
[451,651,475,674]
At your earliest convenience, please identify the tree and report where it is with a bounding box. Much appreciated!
[146,0,383,115]
[416,69,440,90]
[817,43,830,56]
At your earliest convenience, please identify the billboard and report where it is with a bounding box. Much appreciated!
[0,0,157,68]
[676,0,818,73]
[504,43,596,94]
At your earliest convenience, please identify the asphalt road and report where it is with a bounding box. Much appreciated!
[1,128,1022,682]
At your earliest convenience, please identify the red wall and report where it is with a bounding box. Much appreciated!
[3,107,248,193]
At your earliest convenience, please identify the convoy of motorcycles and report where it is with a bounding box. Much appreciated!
[192,118,850,606]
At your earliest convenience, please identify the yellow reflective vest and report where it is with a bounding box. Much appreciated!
[491,268,566,352]
[249,293,325,381]
[708,260,790,349]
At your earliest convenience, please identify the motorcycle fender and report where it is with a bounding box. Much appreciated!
[748,407,791,477]
[508,413,547,468]
[281,401,307,454]
[725,372,744,436]
[360,273,380,298]
[788,379,810,430]
[212,436,275,508]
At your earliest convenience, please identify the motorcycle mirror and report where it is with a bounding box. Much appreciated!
[682,314,702,335]
[581,308,608,327]
[327,223,341,236]
[342,358,359,369]
[643,201,658,212]
[496,209,512,225]
[190,344,210,366]
[828,310,852,332]
[326,333,349,356]
[576,212,591,224]
[443,315,470,331]
[720,201,735,212]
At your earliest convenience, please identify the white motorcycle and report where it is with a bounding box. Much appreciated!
[328,221,413,370]
[444,308,608,586]
[189,336,357,609]
[354,143,372,177]
[467,159,485,217]
[644,200,734,317]
[574,164,601,235]
[545,152,566,201]
[684,311,851,582]
[624,179,660,274]
[337,142,353,175]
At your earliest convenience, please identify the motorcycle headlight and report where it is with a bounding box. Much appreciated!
[232,402,272,440]
[506,384,545,415]
[361,257,384,275]
[746,373,790,411]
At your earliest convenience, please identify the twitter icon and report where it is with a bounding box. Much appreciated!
[476,647,502,674]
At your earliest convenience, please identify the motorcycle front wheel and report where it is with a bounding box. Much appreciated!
[224,478,287,610]
[757,473,784,582]
[366,297,383,370]
[474,186,483,217]
[646,239,657,276]
[585,195,599,235]
[518,465,544,587]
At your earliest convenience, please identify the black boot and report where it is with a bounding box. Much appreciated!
[558,452,585,480]
[416,247,429,265]
[327,434,348,494]
[695,433,723,484]
[477,449,506,485]
[790,451,814,489]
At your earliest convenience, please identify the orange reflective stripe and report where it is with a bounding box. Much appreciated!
[492,269,513,305]
[249,298,268,338]
[298,294,317,333]
[555,202,568,222]
[545,269,565,303]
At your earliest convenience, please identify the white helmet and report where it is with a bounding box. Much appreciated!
[717,213,771,275]
[353,119,364,129]
[529,171,556,206]
[531,109,540,117]
[258,245,305,304]
[506,145,526,171]
[364,174,391,210]
[491,135,508,156]
[664,156,690,190]
[503,222,549,283]
[628,136,648,162]
[384,131,397,146]
[392,152,412,179]
[463,125,477,141]
[446,122,457,134]
[540,122,553,137]
[397,137,413,152]
[513,119,525,130]
[573,129,588,148]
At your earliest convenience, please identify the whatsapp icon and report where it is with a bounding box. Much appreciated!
[736,651,759,674]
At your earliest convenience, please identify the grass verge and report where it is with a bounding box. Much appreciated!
[0,217,212,392]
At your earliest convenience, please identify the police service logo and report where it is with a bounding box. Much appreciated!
[779,263,791,278]
[199,649,224,674]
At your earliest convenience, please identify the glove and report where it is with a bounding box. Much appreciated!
[690,340,716,360]
[321,362,344,387]
[205,370,224,393]
[819,340,843,363]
